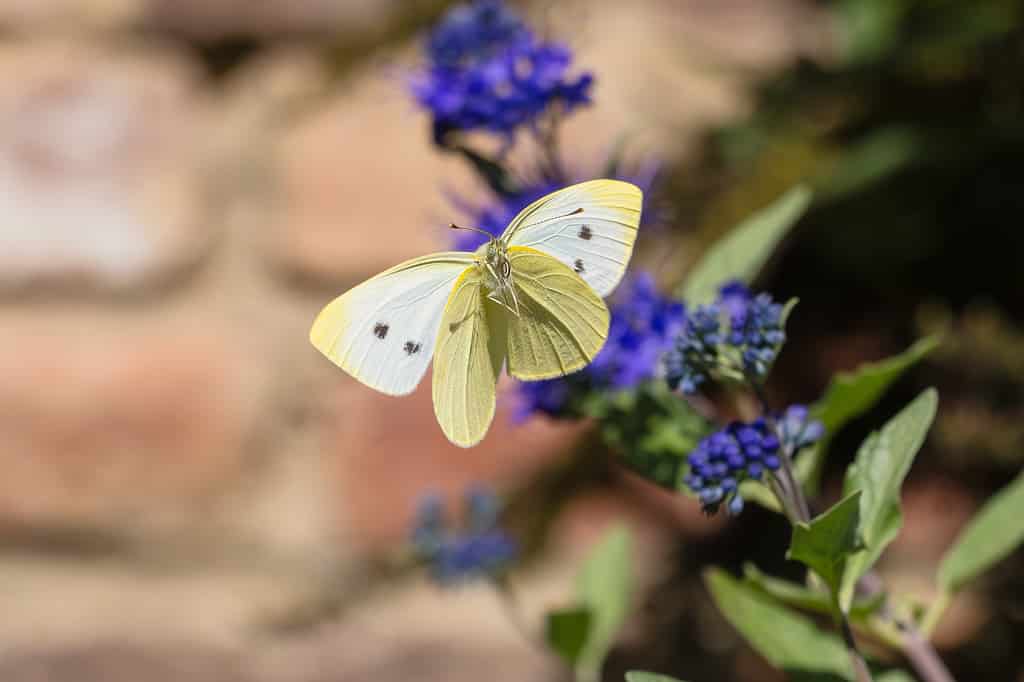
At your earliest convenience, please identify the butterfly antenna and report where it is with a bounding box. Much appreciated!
[449,223,495,239]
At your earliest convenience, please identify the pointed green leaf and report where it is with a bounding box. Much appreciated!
[743,564,884,621]
[545,606,592,665]
[838,389,938,610]
[788,491,864,597]
[625,672,688,682]
[938,470,1024,593]
[705,568,853,679]
[576,525,633,680]
[679,186,812,305]
[797,336,939,495]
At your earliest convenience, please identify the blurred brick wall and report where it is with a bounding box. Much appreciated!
[0,1,822,679]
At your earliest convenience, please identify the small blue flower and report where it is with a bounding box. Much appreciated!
[730,293,785,378]
[411,0,593,141]
[776,404,825,452]
[666,280,788,393]
[684,419,782,515]
[514,376,570,421]
[410,486,518,586]
[587,272,686,389]
[665,302,721,394]
[515,272,685,419]
[425,0,527,66]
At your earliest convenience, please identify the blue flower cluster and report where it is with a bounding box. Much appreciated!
[728,292,785,377]
[589,273,686,388]
[776,404,825,452]
[410,487,518,586]
[664,303,722,394]
[411,0,593,142]
[684,418,782,516]
[665,281,787,393]
[516,272,685,419]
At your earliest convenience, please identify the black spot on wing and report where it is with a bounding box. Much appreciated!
[578,225,592,240]
[404,341,422,355]
[573,259,585,273]
[373,322,389,339]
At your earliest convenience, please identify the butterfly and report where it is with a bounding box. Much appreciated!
[309,179,642,447]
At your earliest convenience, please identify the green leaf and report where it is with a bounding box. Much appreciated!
[739,479,783,513]
[798,336,939,496]
[705,568,853,680]
[875,671,917,682]
[625,672,688,682]
[938,470,1024,593]
[838,389,938,610]
[787,491,864,598]
[545,606,592,665]
[743,564,884,621]
[679,185,812,305]
[576,524,633,680]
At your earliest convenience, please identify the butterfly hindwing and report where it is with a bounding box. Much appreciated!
[504,246,610,381]
[501,179,642,297]
[432,266,504,447]
[309,253,475,396]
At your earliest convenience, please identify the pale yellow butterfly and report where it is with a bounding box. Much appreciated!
[309,179,642,447]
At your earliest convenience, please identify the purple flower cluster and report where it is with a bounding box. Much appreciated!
[411,487,517,586]
[665,281,787,393]
[776,404,825,452]
[664,302,722,394]
[589,273,686,388]
[411,0,593,142]
[685,418,782,516]
[728,291,785,378]
[516,272,685,419]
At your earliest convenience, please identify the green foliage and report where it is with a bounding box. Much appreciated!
[704,568,853,679]
[797,336,939,495]
[625,673,688,682]
[938,470,1024,593]
[575,525,634,681]
[839,389,938,610]
[592,383,711,490]
[787,491,864,599]
[678,186,812,305]
[743,564,884,621]
[545,606,593,665]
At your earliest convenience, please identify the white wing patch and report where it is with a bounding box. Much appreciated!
[310,253,475,396]
[501,179,642,297]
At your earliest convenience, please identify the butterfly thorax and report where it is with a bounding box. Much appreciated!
[476,238,519,316]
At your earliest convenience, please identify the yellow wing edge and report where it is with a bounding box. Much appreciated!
[308,253,475,397]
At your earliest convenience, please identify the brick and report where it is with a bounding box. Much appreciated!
[0,311,257,534]
[140,0,405,40]
[0,40,210,293]
[318,371,586,548]
[552,0,828,160]
[269,58,476,284]
[0,0,144,30]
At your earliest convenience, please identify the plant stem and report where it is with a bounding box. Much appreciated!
[492,577,551,656]
[919,591,951,638]
[839,613,876,682]
[858,572,957,682]
[750,382,811,523]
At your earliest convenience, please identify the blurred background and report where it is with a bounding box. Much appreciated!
[0,0,1022,680]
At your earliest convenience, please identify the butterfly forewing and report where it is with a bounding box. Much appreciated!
[501,179,642,298]
[432,266,504,447]
[504,246,610,381]
[309,253,475,396]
